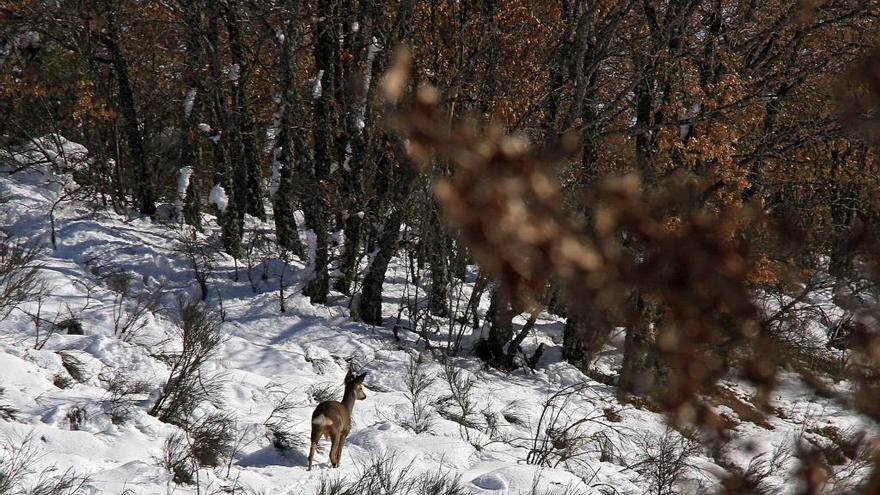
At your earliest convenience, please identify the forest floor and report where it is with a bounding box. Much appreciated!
[0,149,872,494]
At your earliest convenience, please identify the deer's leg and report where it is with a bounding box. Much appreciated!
[329,432,339,468]
[335,433,348,468]
[308,425,322,470]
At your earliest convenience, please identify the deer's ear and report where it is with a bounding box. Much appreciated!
[355,372,367,383]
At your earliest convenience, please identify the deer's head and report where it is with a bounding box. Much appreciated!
[345,370,368,400]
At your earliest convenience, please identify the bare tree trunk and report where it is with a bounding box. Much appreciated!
[179,0,205,231]
[618,0,699,395]
[619,294,664,396]
[205,2,241,257]
[273,0,305,258]
[479,283,514,368]
[427,204,449,316]
[303,0,338,304]
[334,0,375,295]
[357,138,417,325]
[225,1,266,223]
[102,19,155,216]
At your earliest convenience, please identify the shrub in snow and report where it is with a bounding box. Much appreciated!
[159,432,195,485]
[263,383,307,453]
[721,442,792,495]
[398,355,436,434]
[524,383,625,474]
[188,412,235,468]
[66,406,87,431]
[241,227,272,295]
[176,227,218,301]
[434,363,512,450]
[0,387,18,421]
[0,237,43,321]
[58,351,87,383]
[412,468,467,495]
[0,435,89,494]
[307,382,341,404]
[99,368,152,425]
[1,134,90,175]
[103,270,162,343]
[156,413,236,486]
[148,298,224,426]
[23,282,91,350]
[267,424,306,453]
[629,429,704,495]
[52,373,73,390]
[520,474,588,495]
[436,363,481,437]
[0,437,31,493]
[315,451,466,495]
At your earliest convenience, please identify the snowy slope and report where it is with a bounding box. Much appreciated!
[0,155,872,494]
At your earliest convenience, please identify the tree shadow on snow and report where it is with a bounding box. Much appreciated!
[236,446,309,469]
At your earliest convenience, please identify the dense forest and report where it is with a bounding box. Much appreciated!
[3,0,880,493]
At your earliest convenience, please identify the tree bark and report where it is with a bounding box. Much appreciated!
[619,294,664,395]
[225,2,266,222]
[478,283,514,368]
[357,137,418,325]
[273,0,305,258]
[334,0,375,295]
[204,3,241,257]
[102,20,155,216]
[303,0,338,304]
[427,203,449,316]
[179,1,205,231]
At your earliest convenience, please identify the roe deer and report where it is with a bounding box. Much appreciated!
[307,370,367,470]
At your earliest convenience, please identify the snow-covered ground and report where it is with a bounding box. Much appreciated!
[0,142,873,494]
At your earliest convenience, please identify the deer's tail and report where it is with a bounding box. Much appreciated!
[312,415,333,426]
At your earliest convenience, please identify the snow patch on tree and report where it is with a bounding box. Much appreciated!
[225,63,240,83]
[364,37,382,92]
[356,38,383,125]
[175,166,194,220]
[331,228,345,249]
[342,144,353,172]
[183,87,197,118]
[269,147,283,196]
[267,102,284,197]
[208,184,228,212]
[197,121,222,143]
[312,70,325,99]
[302,228,317,281]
